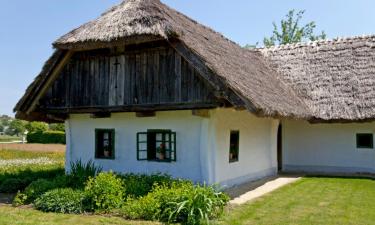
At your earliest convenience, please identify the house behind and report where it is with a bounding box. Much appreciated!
[14,0,375,186]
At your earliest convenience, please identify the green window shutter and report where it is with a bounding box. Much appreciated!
[171,132,176,162]
[137,132,148,160]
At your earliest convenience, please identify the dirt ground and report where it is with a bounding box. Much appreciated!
[0,143,65,152]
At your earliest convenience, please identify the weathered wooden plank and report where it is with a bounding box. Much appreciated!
[109,56,117,106]
[116,55,125,105]
[174,53,182,102]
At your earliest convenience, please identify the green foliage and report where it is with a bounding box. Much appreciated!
[7,119,27,136]
[120,181,229,224]
[27,130,66,144]
[165,184,229,225]
[68,160,102,189]
[85,172,124,212]
[0,178,28,193]
[23,176,68,203]
[263,9,326,47]
[119,173,174,198]
[0,124,4,133]
[34,188,87,214]
[121,195,161,221]
[49,123,65,132]
[25,122,48,133]
[13,191,28,207]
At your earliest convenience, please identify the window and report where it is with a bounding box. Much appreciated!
[137,130,176,162]
[356,133,373,149]
[95,129,115,159]
[229,130,239,163]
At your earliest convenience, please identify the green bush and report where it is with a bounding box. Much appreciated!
[120,181,229,225]
[23,176,68,203]
[0,178,28,193]
[85,172,124,212]
[68,160,102,189]
[119,173,174,198]
[12,191,28,206]
[34,188,87,214]
[27,131,66,144]
[121,195,161,221]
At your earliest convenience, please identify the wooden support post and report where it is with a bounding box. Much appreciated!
[192,109,210,118]
[136,111,156,117]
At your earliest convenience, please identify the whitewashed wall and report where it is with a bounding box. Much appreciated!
[65,111,206,182]
[282,120,375,173]
[208,109,279,187]
[65,109,279,186]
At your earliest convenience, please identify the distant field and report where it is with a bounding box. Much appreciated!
[0,135,21,142]
[0,143,65,152]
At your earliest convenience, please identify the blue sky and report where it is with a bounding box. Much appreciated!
[1,0,375,116]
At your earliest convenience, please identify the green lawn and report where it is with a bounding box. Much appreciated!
[216,177,375,225]
[0,206,159,225]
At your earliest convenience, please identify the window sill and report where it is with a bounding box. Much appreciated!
[95,157,115,160]
[229,160,239,164]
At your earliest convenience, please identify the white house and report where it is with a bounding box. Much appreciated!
[15,0,375,187]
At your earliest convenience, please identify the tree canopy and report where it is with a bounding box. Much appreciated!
[263,10,326,47]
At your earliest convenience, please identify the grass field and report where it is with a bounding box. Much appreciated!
[216,177,375,225]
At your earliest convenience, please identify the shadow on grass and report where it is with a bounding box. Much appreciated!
[0,168,65,193]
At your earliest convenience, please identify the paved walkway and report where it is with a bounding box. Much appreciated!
[227,176,301,205]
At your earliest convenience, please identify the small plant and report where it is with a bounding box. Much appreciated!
[85,171,124,212]
[121,195,161,221]
[34,188,87,214]
[12,191,28,207]
[68,160,102,188]
[23,176,68,203]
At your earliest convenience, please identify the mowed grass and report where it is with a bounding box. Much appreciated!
[0,135,21,142]
[216,177,375,225]
[0,206,160,225]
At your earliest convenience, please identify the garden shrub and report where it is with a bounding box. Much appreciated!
[23,175,68,203]
[119,173,174,198]
[85,172,124,212]
[0,178,28,193]
[34,188,87,214]
[12,191,28,206]
[120,181,229,225]
[27,131,66,144]
[121,195,161,221]
[67,160,102,189]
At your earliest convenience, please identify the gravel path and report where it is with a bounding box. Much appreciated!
[228,176,301,205]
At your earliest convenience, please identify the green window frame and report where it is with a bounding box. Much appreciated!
[137,129,176,162]
[229,130,240,163]
[356,133,373,149]
[95,129,115,159]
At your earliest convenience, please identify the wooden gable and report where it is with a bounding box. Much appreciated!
[38,42,225,114]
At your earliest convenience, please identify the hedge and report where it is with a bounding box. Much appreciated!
[27,131,66,144]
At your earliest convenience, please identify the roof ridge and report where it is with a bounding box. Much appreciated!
[257,34,375,51]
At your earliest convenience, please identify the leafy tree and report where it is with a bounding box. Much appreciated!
[49,123,65,132]
[26,122,49,133]
[8,119,27,136]
[0,124,4,133]
[263,9,326,47]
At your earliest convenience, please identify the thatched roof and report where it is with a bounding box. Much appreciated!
[260,35,375,121]
[17,0,375,122]
[51,0,309,119]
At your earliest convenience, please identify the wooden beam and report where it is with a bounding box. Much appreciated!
[192,109,210,118]
[90,112,111,119]
[169,40,254,111]
[136,111,156,117]
[26,51,74,114]
[42,102,219,114]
